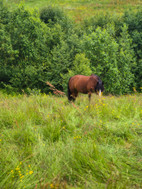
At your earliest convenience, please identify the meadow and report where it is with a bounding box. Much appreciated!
[0,91,142,188]
[1,0,142,188]
[6,0,142,21]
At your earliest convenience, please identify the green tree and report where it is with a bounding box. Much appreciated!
[62,53,92,92]
[82,26,121,94]
[123,9,142,91]
[117,24,135,94]
[0,5,51,92]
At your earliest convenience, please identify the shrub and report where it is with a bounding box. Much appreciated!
[82,26,121,94]
[117,24,135,94]
[40,6,65,25]
[123,9,142,91]
[61,53,92,92]
[0,5,51,92]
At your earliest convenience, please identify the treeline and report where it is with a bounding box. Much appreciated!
[0,1,142,94]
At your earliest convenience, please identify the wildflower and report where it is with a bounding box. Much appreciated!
[15,167,20,171]
[133,87,136,92]
[29,171,33,175]
[62,127,65,129]
[28,165,31,168]
[11,170,14,174]
[20,175,24,179]
[50,184,54,188]
[74,136,81,139]
[0,139,2,142]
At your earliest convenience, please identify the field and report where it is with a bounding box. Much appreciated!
[1,0,142,188]
[6,0,142,21]
[0,91,142,188]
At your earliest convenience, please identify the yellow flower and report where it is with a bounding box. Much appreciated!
[28,165,31,168]
[133,87,136,92]
[74,136,81,139]
[20,175,24,179]
[0,139,2,142]
[15,167,20,171]
[29,171,33,175]
[50,184,54,188]
[62,127,65,129]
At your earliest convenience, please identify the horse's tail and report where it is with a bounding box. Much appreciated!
[67,77,73,101]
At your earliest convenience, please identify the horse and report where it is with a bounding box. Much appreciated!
[67,74,104,101]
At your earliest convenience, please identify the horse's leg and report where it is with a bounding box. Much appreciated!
[71,92,77,101]
[74,92,78,101]
[88,92,91,102]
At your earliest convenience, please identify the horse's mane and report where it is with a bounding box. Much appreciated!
[91,74,101,81]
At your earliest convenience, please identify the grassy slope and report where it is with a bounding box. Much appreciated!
[0,92,142,188]
[5,0,142,21]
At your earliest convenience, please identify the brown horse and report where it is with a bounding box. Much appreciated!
[68,74,104,101]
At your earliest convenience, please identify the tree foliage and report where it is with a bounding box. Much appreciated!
[0,1,141,94]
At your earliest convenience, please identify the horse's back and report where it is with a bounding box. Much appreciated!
[69,75,91,93]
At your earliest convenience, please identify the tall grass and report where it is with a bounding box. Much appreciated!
[0,91,142,188]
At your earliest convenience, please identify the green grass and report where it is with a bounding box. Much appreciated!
[0,91,142,188]
[4,0,142,21]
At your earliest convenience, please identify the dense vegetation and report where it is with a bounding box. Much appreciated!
[0,92,142,188]
[0,0,142,94]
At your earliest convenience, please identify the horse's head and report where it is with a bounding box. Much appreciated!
[95,76,104,96]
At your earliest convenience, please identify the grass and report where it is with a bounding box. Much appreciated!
[4,0,142,21]
[0,91,142,188]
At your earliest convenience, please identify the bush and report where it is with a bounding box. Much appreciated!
[117,24,136,94]
[40,6,65,25]
[123,9,142,91]
[82,26,121,94]
[82,24,135,94]
[61,53,92,92]
[0,5,51,92]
